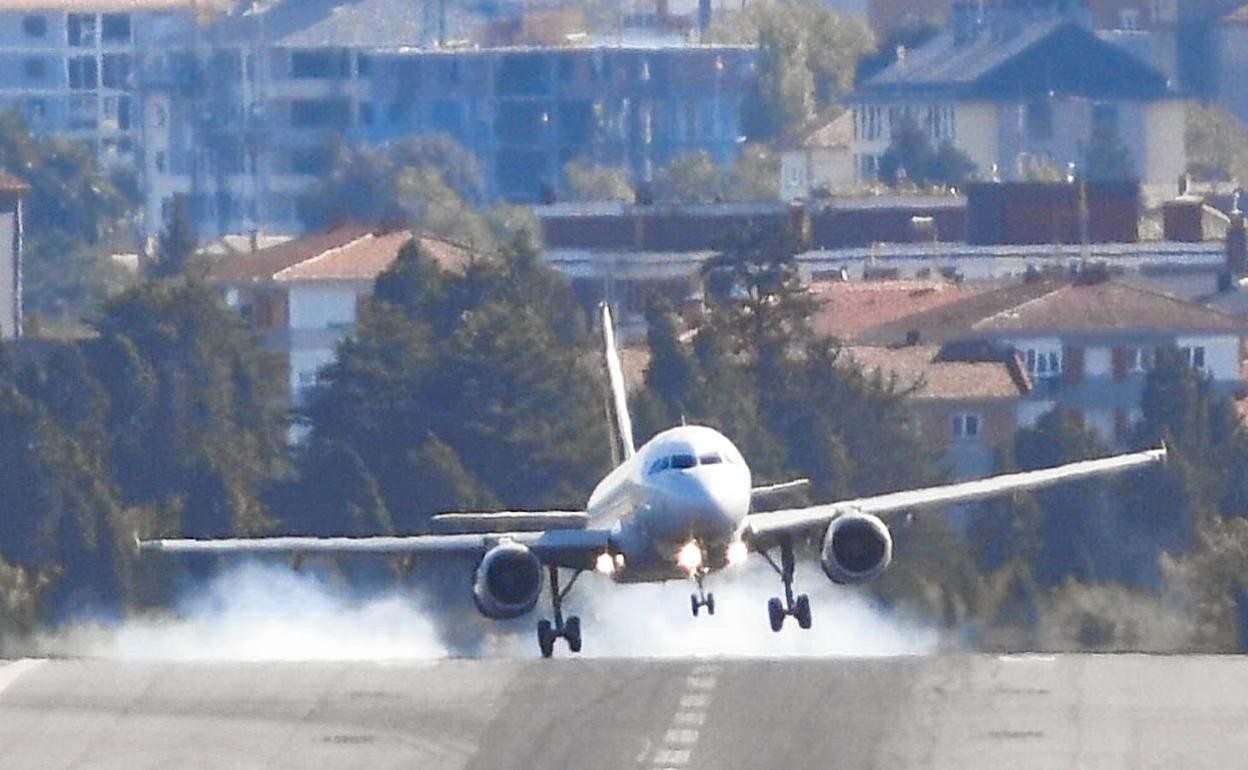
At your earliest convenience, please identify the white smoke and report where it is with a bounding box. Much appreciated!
[30,560,936,661]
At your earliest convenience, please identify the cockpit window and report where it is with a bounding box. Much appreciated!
[699,452,723,465]
[670,454,697,469]
[647,456,670,475]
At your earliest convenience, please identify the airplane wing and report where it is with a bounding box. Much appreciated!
[744,446,1166,541]
[138,528,613,570]
[751,478,810,504]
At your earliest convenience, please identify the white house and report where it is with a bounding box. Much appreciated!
[209,224,478,419]
[851,14,1187,203]
[0,172,28,339]
[779,112,854,201]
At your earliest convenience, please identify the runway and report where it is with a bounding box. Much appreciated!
[0,655,1245,769]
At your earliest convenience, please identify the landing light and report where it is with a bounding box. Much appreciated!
[726,540,749,567]
[677,541,703,573]
[595,552,615,575]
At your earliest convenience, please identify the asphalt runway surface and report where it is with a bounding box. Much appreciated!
[0,655,1245,769]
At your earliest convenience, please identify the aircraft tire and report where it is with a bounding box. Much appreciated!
[691,594,700,617]
[538,620,556,658]
[795,594,812,630]
[565,616,582,653]
[768,597,785,632]
[706,594,715,616]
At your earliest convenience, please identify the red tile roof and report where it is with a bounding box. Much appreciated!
[209,225,484,285]
[859,278,1243,343]
[208,224,372,284]
[0,171,30,195]
[810,279,989,341]
[843,344,1029,401]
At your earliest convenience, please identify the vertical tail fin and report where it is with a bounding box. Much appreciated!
[601,303,636,462]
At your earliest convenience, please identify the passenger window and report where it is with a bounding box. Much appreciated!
[699,453,723,465]
[671,454,696,469]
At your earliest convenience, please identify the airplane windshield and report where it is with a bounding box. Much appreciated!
[671,454,696,469]
[699,453,723,465]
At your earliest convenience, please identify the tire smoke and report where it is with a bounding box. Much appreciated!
[25,560,936,661]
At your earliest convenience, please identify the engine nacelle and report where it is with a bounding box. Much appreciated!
[820,513,893,585]
[472,542,543,619]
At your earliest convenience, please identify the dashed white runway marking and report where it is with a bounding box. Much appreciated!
[648,662,722,770]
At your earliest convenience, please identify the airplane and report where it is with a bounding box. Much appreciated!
[140,305,1167,658]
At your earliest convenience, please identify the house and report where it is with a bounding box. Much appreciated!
[843,342,1031,478]
[779,113,854,201]
[851,12,1186,203]
[860,274,1247,445]
[808,278,989,342]
[209,224,478,413]
[0,171,28,339]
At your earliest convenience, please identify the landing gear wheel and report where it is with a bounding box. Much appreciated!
[565,616,582,653]
[768,597,785,632]
[706,593,716,616]
[794,594,812,630]
[691,594,700,617]
[537,620,556,658]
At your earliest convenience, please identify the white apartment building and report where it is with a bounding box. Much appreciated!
[0,1,225,168]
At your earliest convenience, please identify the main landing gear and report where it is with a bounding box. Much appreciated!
[690,570,715,617]
[760,537,812,632]
[537,564,583,658]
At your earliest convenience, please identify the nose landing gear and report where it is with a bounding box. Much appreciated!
[537,564,584,658]
[761,538,812,632]
[690,571,715,617]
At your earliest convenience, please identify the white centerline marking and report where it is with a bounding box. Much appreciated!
[664,728,699,745]
[679,694,710,709]
[673,712,706,727]
[653,749,691,765]
[0,659,43,698]
[685,676,716,690]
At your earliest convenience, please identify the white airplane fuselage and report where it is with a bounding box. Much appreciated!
[585,425,752,582]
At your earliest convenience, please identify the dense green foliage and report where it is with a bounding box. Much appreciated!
[711,0,875,140]
[879,118,976,189]
[0,111,137,324]
[277,235,612,534]
[0,277,285,624]
[297,134,534,251]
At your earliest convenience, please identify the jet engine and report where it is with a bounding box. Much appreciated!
[472,542,543,619]
[820,513,893,584]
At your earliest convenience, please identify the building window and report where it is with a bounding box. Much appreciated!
[1092,103,1120,133]
[1127,346,1153,372]
[1120,9,1140,30]
[952,413,981,439]
[24,58,46,80]
[22,15,46,38]
[102,54,130,88]
[1181,345,1207,371]
[101,13,131,43]
[1024,348,1063,378]
[67,14,97,47]
[68,56,98,89]
[1025,100,1053,140]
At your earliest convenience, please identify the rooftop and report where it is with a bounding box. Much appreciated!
[0,0,229,10]
[809,279,989,341]
[0,171,30,195]
[208,224,481,285]
[859,18,1170,101]
[860,277,1244,343]
[843,344,1030,401]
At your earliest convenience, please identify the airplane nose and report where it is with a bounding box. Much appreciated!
[665,472,748,537]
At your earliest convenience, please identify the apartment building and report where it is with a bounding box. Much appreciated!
[138,0,754,238]
[0,171,28,339]
[0,0,224,169]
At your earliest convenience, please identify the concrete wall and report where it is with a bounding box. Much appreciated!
[286,283,359,331]
[0,207,14,339]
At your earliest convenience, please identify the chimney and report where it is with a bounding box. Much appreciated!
[1227,191,1246,275]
